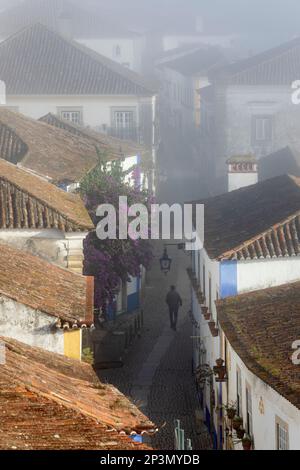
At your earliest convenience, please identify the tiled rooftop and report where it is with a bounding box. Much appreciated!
[0,108,127,183]
[39,113,150,157]
[0,243,91,324]
[0,337,154,449]
[0,157,93,231]
[0,23,155,96]
[193,174,300,260]
[217,281,300,410]
[211,36,300,85]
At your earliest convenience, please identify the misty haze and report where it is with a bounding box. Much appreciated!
[0,0,299,459]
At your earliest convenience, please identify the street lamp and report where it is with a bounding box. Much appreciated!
[160,248,172,275]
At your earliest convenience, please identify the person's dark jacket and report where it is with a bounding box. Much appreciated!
[166,291,183,309]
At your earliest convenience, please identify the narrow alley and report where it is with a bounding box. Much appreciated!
[99,242,212,450]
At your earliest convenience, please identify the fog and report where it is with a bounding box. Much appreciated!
[74,0,300,51]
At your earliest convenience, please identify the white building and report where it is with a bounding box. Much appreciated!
[0,242,94,360]
[0,0,145,73]
[0,23,157,160]
[0,157,93,273]
[189,171,300,448]
[200,36,300,191]
[217,281,300,450]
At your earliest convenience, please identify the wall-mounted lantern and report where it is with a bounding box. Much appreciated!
[160,248,172,275]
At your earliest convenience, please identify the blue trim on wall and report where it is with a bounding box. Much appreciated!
[127,276,140,312]
[127,292,140,312]
[220,260,238,298]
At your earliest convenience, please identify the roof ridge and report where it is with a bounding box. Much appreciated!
[0,158,93,230]
[0,22,156,95]
[219,208,300,260]
[215,36,300,81]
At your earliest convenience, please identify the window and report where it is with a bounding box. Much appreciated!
[202,265,206,298]
[252,115,273,143]
[113,109,135,129]
[59,107,82,125]
[246,385,253,436]
[111,108,137,140]
[236,367,242,416]
[276,418,289,450]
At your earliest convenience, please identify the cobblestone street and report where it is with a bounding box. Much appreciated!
[99,242,212,450]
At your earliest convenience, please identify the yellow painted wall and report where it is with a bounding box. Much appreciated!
[64,329,82,360]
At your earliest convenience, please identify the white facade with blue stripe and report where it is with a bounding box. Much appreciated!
[191,232,300,449]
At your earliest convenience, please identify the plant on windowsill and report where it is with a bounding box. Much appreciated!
[242,434,252,450]
[232,415,243,431]
[204,311,211,321]
[201,305,208,315]
[225,401,237,420]
[236,427,246,440]
[213,358,227,382]
[208,320,219,337]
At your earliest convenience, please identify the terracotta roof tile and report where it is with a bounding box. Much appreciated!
[0,108,114,182]
[217,282,300,410]
[0,243,91,323]
[39,113,150,157]
[0,157,93,231]
[0,108,147,182]
[0,337,154,450]
[0,23,156,96]
[193,174,300,260]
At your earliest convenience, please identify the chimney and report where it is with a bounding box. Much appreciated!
[85,276,94,325]
[227,155,258,192]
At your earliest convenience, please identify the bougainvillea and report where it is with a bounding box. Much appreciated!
[80,155,154,312]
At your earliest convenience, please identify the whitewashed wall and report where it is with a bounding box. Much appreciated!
[0,229,87,273]
[0,229,68,267]
[0,295,64,354]
[6,95,143,129]
[77,37,145,73]
[237,257,300,293]
[228,171,258,192]
[215,84,300,178]
[225,344,300,450]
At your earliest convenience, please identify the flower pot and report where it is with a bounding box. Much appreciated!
[226,408,236,420]
[236,428,245,440]
[232,416,243,431]
[242,437,252,450]
[216,358,224,367]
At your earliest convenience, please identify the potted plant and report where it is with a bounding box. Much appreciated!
[236,427,246,440]
[225,401,237,420]
[232,415,243,431]
[242,434,252,450]
[213,358,227,382]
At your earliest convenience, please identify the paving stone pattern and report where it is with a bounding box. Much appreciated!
[99,242,212,450]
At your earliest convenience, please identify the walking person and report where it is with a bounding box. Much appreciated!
[166,285,183,331]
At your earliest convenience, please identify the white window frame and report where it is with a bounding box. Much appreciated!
[111,107,136,129]
[276,417,289,450]
[57,107,83,125]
